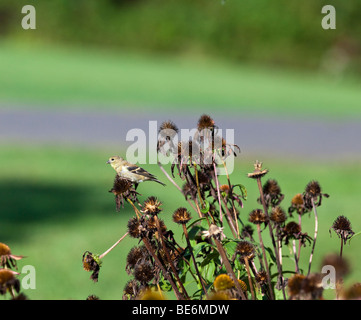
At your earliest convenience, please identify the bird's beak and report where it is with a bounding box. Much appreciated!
[106,160,111,164]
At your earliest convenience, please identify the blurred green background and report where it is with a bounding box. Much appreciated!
[1,0,361,300]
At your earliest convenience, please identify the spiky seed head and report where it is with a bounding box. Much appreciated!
[284,221,301,235]
[134,261,154,284]
[263,179,281,195]
[109,176,132,195]
[270,206,287,224]
[172,207,192,225]
[126,246,147,269]
[249,209,268,225]
[236,240,255,262]
[288,274,306,297]
[197,114,215,131]
[127,217,145,238]
[291,193,304,206]
[330,215,355,244]
[141,196,162,215]
[305,180,322,197]
[321,253,350,279]
[159,120,178,134]
[0,243,11,256]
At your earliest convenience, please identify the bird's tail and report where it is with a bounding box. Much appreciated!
[153,178,166,186]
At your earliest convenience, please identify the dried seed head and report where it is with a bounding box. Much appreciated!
[292,193,304,206]
[0,243,11,256]
[82,251,101,283]
[288,274,306,298]
[301,273,323,299]
[263,179,281,196]
[0,269,20,295]
[281,221,312,246]
[255,271,268,285]
[178,140,200,162]
[109,176,133,195]
[289,193,309,216]
[296,273,324,300]
[305,180,322,197]
[159,120,178,136]
[126,246,148,271]
[284,221,301,235]
[127,217,146,239]
[249,209,268,225]
[321,253,350,279]
[304,180,329,208]
[148,217,167,237]
[172,207,192,225]
[270,206,287,225]
[197,114,215,131]
[260,179,284,207]
[330,215,355,244]
[182,182,197,199]
[134,261,154,284]
[141,196,162,216]
[248,160,268,179]
[109,175,138,211]
[0,243,24,269]
[123,279,139,298]
[86,295,100,300]
[340,283,361,300]
[236,240,256,262]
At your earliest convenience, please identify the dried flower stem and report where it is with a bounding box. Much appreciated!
[182,223,209,299]
[193,163,205,209]
[297,214,302,262]
[99,232,129,259]
[158,161,182,193]
[127,198,141,219]
[154,215,190,299]
[142,236,184,300]
[244,257,256,300]
[220,196,238,238]
[213,161,223,224]
[256,223,274,299]
[256,177,285,300]
[292,240,300,273]
[218,151,240,235]
[340,237,344,258]
[212,237,247,300]
[307,198,318,276]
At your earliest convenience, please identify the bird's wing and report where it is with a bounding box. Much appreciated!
[125,165,156,179]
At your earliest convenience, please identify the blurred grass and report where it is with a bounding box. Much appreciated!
[1,145,360,299]
[1,42,361,119]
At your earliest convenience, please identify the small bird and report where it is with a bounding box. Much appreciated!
[106,156,165,189]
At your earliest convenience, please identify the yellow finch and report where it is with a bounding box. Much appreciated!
[106,156,165,189]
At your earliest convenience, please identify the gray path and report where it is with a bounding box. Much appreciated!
[0,108,360,160]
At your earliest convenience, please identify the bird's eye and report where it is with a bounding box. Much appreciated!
[111,158,114,161]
